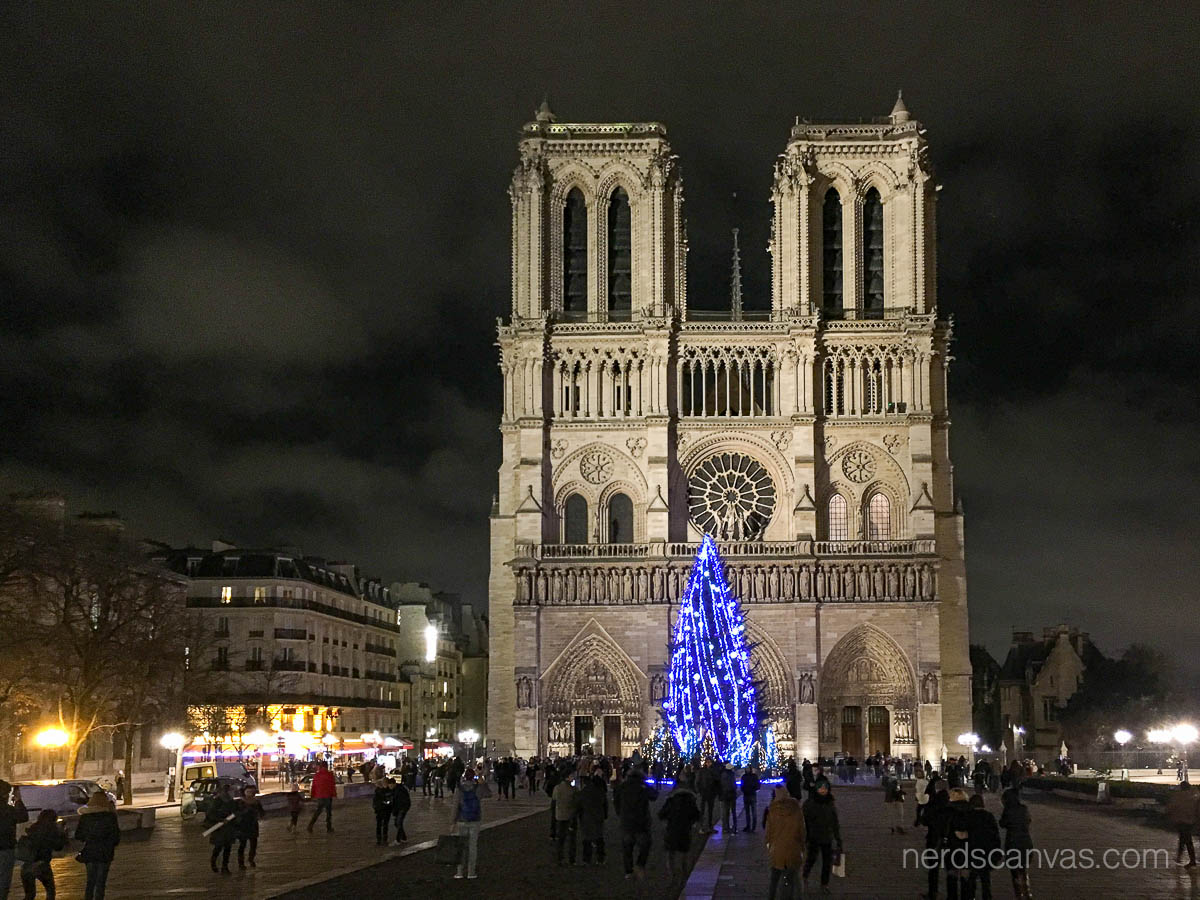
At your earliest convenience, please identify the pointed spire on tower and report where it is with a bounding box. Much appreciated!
[535,97,556,123]
[730,227,743,322]
[889,90,911,124]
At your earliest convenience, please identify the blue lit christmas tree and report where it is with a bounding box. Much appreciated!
[663,535,761,765]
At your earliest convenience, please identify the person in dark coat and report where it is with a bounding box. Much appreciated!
[19,808,67,900]
[658,781,700,878]
[999,788,1033,900]
[75,791,121,900]
[741,765,761,833]
[391,777,412,843]
[0,781,30,900]
[939,789,973,900]
[800,781,842,890]
[372,779,393,845]
[697,762,719,833]
[234,786,264,869]
[921,788,950,900]
[613,766,658,880]
[718,764,738,833]
[577,774,609,865]
[205,783,238,874]
[966,793,1001,899]
[543,764,562,840]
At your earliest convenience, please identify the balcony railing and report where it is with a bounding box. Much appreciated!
[187,595,401,634]
[539,543,649,559]
[274,627,308,640]
[520,539,935,561]
[272,658,307,672]
[810,539,936,556]
[364,643,397,657]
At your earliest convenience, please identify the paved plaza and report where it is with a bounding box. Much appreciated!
[12,782,1200,898]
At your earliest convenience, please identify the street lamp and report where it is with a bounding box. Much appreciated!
[35,728,70,780]
[958,732,981,772]
[458,729,480,762]
[160,732,187,802]
[1174,724,1197,782]
[1113,729,1133,780]
[246,729,271,787]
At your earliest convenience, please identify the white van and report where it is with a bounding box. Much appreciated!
[12,780,114,815]
[181,761,255,788]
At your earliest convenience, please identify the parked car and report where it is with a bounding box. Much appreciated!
[180,776,247,818]
[298,771,344,796]
[11,780,116,815]
[181,761,256,788]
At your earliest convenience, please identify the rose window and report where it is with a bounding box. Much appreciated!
[579,451,613,484]
[687,452,776,540]
[841,449,876,483]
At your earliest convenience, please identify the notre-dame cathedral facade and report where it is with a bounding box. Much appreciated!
[487,95,971,764]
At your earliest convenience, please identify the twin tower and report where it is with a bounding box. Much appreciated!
[488,97,970,765]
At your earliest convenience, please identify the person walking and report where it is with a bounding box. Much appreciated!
[801,781,841,894]
[1167,781,1199,867]
[285,784,303,831]
[921,788,950,900]
[998,788,1033,900]
[234,786,264,869]
[658,779,700,880]
[718,763,738,834]
[965,793,1000,900]
[204,784,238,874]
[18,809,66,900]
[449,770,483,880]
[765,786,806,900]
[914,768,930,827]
[373,778,393,845]
[391,776,412,844]
[0,781,30,900]
[884,770,906,834]
[697,761,718,833]
[577,773,608,866]
[306,761,337,833]
[941,789,973,900]
[552,771,579,865]
[742,765,761,833]
[74,791,120,900]
[613,765,658,881]
[543,763,562,841]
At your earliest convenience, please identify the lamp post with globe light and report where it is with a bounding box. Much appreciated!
[958,732,981,773]
[1114,729,1132,780]
[246,729,271,787]
[160,732,187,802]
[458,729,480,763]
[35,728,70,780]
[1174,724,1198,782]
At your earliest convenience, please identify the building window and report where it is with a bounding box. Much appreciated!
[867,493,891,540]
[564,494,589,544]
[250,646,263,662]
[220,586,232,604]
[563,188,588,313]
[608,493,633,543]
[864,358,884,414]
[862,188,884,318]
[607,187,632,319]
[1042,697,1058,722]
[822,189,843,314]
[828,494,849,541]
[253,586,266,603]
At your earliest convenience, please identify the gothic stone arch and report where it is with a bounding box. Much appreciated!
[819,624,917,755]
[745,619,796,755]
[541,625,643,756]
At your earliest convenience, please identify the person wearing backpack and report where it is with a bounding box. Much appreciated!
[74,791,120,900]
[965,793,1001,900]
[801,781,841,892]
[940,788,973,900]
[18,808,67,900]
[372,778,393,845]
[449,770,483,879]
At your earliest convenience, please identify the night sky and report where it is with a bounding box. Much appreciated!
[1,5,1196,670]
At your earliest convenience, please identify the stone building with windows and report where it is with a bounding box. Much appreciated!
[488,96,971,762]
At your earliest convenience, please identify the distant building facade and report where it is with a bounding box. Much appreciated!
[997,625,1100,760]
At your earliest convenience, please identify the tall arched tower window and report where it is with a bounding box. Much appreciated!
[607,187,632,320]
[828,494,848,541]
[822,189,843,315]
[867,493,891,540]
[608,493,633,543]
[564,494,589,544]
[563,188,588,314]
[863,188,884,319]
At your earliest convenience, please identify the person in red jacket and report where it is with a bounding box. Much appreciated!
[307,761,337,833]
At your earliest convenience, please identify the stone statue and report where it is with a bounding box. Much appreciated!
[798,672,816,704]
[636,567,648,601]
[651,566,664,599]
[798,565,810,599]
[920,565,934,599]
[921,672,939,704]
[550,570,562,603]
[650,673,666,703]
[782,566,795,600]
[754,567,766,600]
[843,567,855,599]
[886,566,899,599]
[516,676,533,709]
[873,566,885,598]
[669,568,680,600]
[856,565,869,599]
[536,570,547,603]
[578,568,591,603]
[814,566,827,598]
[622,568,634,602]
[594,568,606,602]
[769,566,780,600]
[903,565,916,598]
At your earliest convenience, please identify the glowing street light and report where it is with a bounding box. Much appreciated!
[1148,728,1173,744]
[1113,729,1132,747]
[246,729,271,786]
[958,732,981,772]
[160,732,187,802]
[35,728,70,780]
[458,729,480,761]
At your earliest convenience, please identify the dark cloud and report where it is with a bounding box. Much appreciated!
[1,3,1197,670]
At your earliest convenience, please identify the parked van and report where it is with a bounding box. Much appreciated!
[12,780,115,815]
[181,761,255,788]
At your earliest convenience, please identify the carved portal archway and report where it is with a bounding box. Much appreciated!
[542,631,643,757]
[745,620,795,754]
[819,624,917,755]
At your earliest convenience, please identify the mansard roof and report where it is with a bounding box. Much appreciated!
[160,547,362,599]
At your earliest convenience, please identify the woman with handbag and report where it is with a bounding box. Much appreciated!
[203,784,238,874]
[18,809,67,899]
[74,791,120,900]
